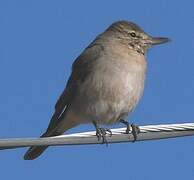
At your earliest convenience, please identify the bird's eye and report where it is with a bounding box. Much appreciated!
[130,32,136,37]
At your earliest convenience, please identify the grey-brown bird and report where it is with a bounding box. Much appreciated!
[24,20,170,160]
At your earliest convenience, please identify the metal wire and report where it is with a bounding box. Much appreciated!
[0,122,194,150]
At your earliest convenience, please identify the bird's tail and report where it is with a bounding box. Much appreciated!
[23,113,78,160]
[23,132,51,160]
[23,145,48,160]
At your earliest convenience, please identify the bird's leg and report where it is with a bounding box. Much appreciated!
[119,119,130,134]
[131,123,140,142]
[119,119,140,142]
[92,121,112,146]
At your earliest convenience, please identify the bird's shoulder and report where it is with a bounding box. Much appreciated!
[54,41,104,111]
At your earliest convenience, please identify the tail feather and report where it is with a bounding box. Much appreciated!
[24,110,78,160]
[23,113,64,160]
[23,131,52,160]
[24,145,48,160]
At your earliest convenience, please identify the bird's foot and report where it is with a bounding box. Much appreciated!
[119,119,140,142]
[130,124,140,142]
[96,127,112,146]
[92,121,112,145]
[119,119,130,134]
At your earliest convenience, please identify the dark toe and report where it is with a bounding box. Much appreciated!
[96,128,112,145]
[131,124,140,142]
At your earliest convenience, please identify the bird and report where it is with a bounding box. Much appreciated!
[24,20,170,160]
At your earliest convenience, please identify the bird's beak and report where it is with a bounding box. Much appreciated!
[150,37,171,45]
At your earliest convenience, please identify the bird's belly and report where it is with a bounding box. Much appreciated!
[72,68,145,125]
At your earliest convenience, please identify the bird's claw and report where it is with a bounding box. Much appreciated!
[119,119,140,142]
[119,119,130,134]
[130,124,140,142]
[96,127,112,146]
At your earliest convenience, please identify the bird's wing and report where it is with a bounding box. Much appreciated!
[44,43,103,135]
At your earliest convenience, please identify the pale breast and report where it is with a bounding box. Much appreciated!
[71,47,147,125]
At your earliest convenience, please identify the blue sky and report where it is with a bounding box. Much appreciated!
[1,0,194,179]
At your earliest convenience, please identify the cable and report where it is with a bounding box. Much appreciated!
[0,122,194,149]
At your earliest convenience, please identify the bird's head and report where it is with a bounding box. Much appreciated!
[107,20,170,55]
